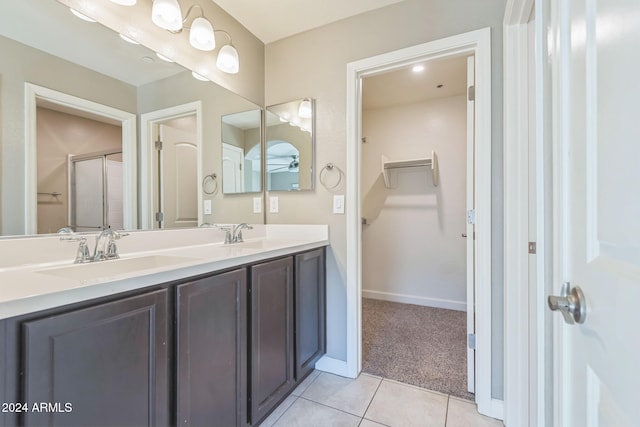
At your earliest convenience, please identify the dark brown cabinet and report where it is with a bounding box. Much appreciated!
[22,289,169,427]
[249,257,294,425]
[1,246,326,427]
[176,268,247,427]
[294,248,326,380]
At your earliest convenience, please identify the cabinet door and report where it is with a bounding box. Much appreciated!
[176,269,247,427]
[250,257,294,424]
[23,289,169,427]
[295,248,326,380]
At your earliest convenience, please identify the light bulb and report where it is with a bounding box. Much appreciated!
[152,0,183,31]
[189,17,215,51]
[216,45,239,74]
[298,99,312,118]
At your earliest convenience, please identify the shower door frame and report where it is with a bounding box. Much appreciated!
[68,149,123,232]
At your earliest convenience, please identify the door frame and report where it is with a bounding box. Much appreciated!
[338,28,496,418]
[24,83,137,234]
[503,0,554,425]
[140,102,203,229]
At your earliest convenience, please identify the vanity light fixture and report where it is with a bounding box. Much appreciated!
[148,0,239,73]
[69,8,96,22]
[216,41,239,74]
[151,0,183,31]
[298,99,312,118]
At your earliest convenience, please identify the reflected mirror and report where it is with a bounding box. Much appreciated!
[0,0,263,236]
[265,99,315,191]
[221,109,262,194]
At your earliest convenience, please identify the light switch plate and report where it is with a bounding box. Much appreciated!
[203,199,212,215]
[253,197,262,213]
[333,195,345,214]
[269,196,279,213]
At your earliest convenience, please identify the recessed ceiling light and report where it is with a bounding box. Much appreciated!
[69,8,96,22]
[119,34,139,45]
[412,64,425,73]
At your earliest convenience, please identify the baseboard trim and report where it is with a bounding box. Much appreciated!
[314,356,353,378]
[362,289,466,312]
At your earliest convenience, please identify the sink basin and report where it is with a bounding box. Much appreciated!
[36,255,198,281]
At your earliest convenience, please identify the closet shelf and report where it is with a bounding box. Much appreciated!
[381,151,439,188]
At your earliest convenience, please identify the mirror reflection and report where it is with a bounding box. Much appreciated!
[221,110,262,194]
[0,0,263,236]
[265,99,315,191]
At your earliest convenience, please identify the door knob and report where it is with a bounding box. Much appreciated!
[548,282,586,324]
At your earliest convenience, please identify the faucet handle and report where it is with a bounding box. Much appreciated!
[212,224,233,244]
[74,237,91,264]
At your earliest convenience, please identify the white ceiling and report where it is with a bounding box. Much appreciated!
[211,0,407,44]
[362,55,469,110]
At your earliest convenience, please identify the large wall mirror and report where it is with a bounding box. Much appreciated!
[0,0,263,237]
[265,99,315,191]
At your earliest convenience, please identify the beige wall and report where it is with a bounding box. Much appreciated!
[0,35,137,236]
[138,72,263,224]
[36,107,122,234]
[265,0,506,399]
[361,96,467,308]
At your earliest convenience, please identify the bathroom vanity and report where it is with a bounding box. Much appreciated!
[0,225,327,427]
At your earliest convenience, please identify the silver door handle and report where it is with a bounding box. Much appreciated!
[462,233,467,238]
[548,282,586,324]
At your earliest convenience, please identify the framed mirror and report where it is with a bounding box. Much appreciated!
[265,99,315,191]
[0,0,263,236]
[221,109,262,194]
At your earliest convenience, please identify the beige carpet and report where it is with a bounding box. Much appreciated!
[361,298,474,401]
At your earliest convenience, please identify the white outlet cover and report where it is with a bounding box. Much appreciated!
[269,196,279,213]
[333,195,345,214]
[253,197,262,213]
[204,199,212,215]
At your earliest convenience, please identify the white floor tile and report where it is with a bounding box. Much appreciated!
[446,397,503,427]
[260,395,298,427]
[273,398,361,427]
[364,379,448,427]
[302,372,382,417]
[291,370,321,396]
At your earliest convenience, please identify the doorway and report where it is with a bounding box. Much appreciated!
[25,83,137,234]
[359,54,473,400]
[342,28,498,418]
[140,102,202,230]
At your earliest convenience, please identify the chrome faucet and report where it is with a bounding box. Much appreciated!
[231,223,253,243]
[60,227,128,263]
[200,223,253,244]
[93,228,128,261]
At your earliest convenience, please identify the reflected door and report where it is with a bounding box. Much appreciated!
[222,143,245,193]
[157,122,198,229]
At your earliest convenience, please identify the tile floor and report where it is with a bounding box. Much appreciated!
[259,371,504,427]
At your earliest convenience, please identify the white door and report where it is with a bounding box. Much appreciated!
[465,55,476,395]
[549,0,640,424]
[222,143,245,193]
[158,122,198,229]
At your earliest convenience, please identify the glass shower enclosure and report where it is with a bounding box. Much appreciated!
[69,151,123,232]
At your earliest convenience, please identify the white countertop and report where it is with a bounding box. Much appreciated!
[0,225,329,320]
